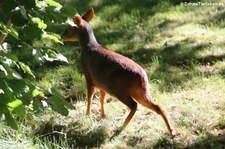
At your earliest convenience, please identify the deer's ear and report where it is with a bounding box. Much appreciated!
[73,16,83,27]
[82,7,94,22]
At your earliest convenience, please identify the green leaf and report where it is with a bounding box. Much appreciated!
[32,88,45,97]
[0,64,22,79]
[35,1,42,8]
[0,64,8,76]
[0,78,13,93]
[19,5,28,20]
[48,87,62,98]
[48,96,69,116]
[48,87,73,109]
[8,27,19,39]
[18,62,35,78]
[0,91,15,104]
[0,89,4,94]
[61,6,77,18]
[4,66,22,79]
[32,49,45,64]
[0,0,17,19]
[42,49,68,63]
[14,105,26,117]
[42,32,63,44]
[0,23,9,34]
[22,23,42,41]
[7,80,35,105]
[0,23,18,39]
[11,9,28,26]
[12,69,22,79]
[56,53,68,63]
[4,107,18,129]
[0,55,16,67]
[45,0,62,9]
[7,99,23,109]
[32,17,47,30]
[3,53,18,61]
[0,79,16,104]
[18,0,36,10]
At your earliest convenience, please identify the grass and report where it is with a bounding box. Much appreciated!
[1,0,225,148]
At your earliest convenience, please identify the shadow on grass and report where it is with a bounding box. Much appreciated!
[151,135,225,149]
[59,0,168,14]
[121,39,225,91]
[184,134,225,149]
[35,121,108,148]
[125,134,225,149]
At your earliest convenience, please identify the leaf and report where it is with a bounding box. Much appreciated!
[0,78,13,93]
[22,23,42,41]
[0,64,8,76]
[18,62,35,78]
[0,23,18,39]
[0,91,15,104]
[35,1,43,8]
[3,53,18,61]
[42,32,63,44]
[19,5,28,20]
[0,79,16,104]
[32,17,47,30]
[0,65,22,79]
[48,87,73,109]
[48,96,69,116]
[43,49,67,63]
[32,100,40,112]
[7,99,23,109]
[7,80,35,105]
[32,49,45,64]
[48,87,62,98]
[0,23,9,34]
[11,9,28,26]
[61,6,77,18]
[0,89,4,94]
[9,67,22,79]
[4,107,18,129]
[8,27,19,39]
[0,55,15,67]
[14,105,26,117]
[55,53,68,63]
[32,88,44,97]
[18,0,36,10]
[45,0,62,9]
[0,0,17,19]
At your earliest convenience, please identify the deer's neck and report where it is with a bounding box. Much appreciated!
[79,28,100,50]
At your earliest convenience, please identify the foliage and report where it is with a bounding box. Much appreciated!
[0,0,76,129]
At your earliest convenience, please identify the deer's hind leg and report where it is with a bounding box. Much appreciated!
[136,95,175,136]
[110,94,137,140]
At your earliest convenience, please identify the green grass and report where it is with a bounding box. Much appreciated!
[1,0,225,148]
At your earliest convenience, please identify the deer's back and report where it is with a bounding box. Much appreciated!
[81,46,149,96]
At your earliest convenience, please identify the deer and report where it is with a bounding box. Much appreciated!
[61,7,175,139]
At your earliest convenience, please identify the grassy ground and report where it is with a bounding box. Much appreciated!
[1,0,225,148]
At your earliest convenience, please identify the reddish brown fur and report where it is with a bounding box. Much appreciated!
[61,7,175,139]
[73,16,82,27]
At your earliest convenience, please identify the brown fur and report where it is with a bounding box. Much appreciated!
[61,7,175,138]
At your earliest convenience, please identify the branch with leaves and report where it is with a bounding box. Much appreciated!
[0,0,76,129]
